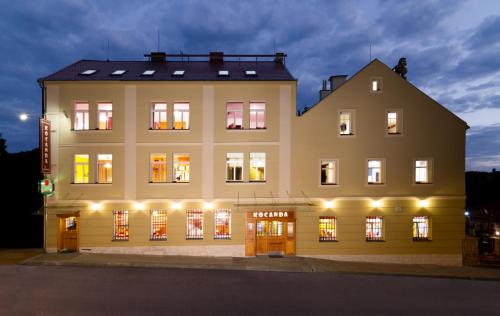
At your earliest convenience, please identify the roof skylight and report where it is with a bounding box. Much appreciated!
[142,70,156,76]
[111,70,127,75]
[218,70,229,76]
[245,70,257,76]
[173,70,185,76]
[80,70,97,75]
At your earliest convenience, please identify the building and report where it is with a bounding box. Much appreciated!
[40,52,468,265]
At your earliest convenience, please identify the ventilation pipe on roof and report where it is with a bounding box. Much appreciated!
[319,75,348,101]
[209,52,224,63]
[319,80,330,101]
[274,52,285,64]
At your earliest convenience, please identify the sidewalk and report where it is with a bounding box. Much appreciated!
[19,252,500,281]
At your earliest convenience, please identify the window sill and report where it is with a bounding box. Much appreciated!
[148,128,191,132]
[148,182,190,185]
[214,237,232,240]
[150,238,168,241]
[225,128,266,132]
[367,182,385,185]
[319,239,338,242]
[225,181,267,184]
[413,238,431,242]
[186,238,204,240]
[320,183,338,186]
[414,182,433,185]
[366,239,385,242]
[338,133,355,137]
[111,239,129,242]
[71,129,112,132]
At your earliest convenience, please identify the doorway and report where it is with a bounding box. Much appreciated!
[57,212,80,252]
[245,211,295,256]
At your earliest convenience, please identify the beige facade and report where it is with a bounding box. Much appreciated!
[42,56,467,266]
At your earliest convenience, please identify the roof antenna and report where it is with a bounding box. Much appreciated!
[157,28,160,51]
[273,39,276,54]
[369,43,372,62]
[106,39,110,61]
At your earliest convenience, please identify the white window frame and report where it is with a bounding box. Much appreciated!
[226,153,244,182]
[249,152,266,182]
[97,103,113,130]
[173,153,190,183]
[386,109,403,135]
[249,102,266,129]
[320,159,339,186]
[150,153,167,183]
[370,77,382,93]
[96,154,113,184]
[367,158,385,185]
[226,102,243,129]
[74,102,89,131]
[338,109,355,136]
[173,103,190,130]
[151,103,168,130]
[74,154,89,184]
[414,158,433,184]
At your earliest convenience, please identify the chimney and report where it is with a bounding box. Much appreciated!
[209,51,224,63]
[329,75,348,91]
[319,80,330,100]
[148,51,167,62]
[274,52,286,64]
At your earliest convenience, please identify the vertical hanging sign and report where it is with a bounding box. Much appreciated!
[40,118,51,173]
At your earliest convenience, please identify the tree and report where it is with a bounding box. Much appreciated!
[0,133,6,157]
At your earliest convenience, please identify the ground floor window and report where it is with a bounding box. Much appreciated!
[214,209,231,240]
[113,210,129,241]
[151,210,167,240]
[319,216,337,241]
[413,216,430,240]
[366,216,384,241]
[186,210,203,239]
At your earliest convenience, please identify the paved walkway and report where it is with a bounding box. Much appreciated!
[19,251,500,281]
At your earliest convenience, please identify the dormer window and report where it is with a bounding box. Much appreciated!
[245,70,257,76]
[218,70,229,76]
[173,70,185,76]
[142,70,156,76]
[80,70,96,75]
[111,70,126,76]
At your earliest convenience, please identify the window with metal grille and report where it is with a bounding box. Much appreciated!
[151,210,167,240]
[413,216,430,240]
[151,103,167,129]
[214,209,231,239]
[366,216,384,241]
[186,210,203,239]
[319,216,336,241]
[97,154,112,183]
[113,210,129,241]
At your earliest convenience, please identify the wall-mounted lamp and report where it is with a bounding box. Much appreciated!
[90,202,101,211]
[324,200,334,209]
[172,202,182,210]
[372,200,382,209]
[419,199,429,208]
[204,202,214,209]
[134,202,145,211]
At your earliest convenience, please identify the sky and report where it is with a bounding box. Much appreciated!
[1,0,500,170]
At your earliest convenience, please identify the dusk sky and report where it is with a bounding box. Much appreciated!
[1,0,500,170]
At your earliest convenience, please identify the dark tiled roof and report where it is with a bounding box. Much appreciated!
[41,60,296,82]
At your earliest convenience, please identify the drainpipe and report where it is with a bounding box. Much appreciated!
[38,78,47,253]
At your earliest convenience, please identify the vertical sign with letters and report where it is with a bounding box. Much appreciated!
[40,118,51,173]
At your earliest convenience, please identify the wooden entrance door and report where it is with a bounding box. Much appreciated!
[246,211,296,256]
[57,212,80,252]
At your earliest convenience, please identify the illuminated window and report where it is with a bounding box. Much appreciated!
[150,153,167,183]
[214,209,231,239]
[269,221,283,237]
[97,154,112,183]
[249,153,265,182]
[74,154,89,183]
[186,210,203,239]
[97,103,112,130]
[371,78,382,92]
[173,103,190,129]
[151,103,167,129]
[142,70,155,76]
[339,111,353,135]
[218,70,229,76]
[368,159,384,184]
[319,216,336,241]
[173,154,190,182]
[245,70,257,76]
[80,70,96,75]
[226,153,243,182]
[65,217,77,231]
[249,102,265,129]
[113,210,128,241]
[366,216,384,241]
[415,159,431,184]
[387,110,402,134]
[413,216,430,240]
[256,221,266,237]
[172,70,185,76]
[111,70,126,75]
[227,102,243,129]
[74,103,89,130]
[321,160,337,185]
[151,210,167,240]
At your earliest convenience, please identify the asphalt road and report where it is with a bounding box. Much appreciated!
[1,265,499,315]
